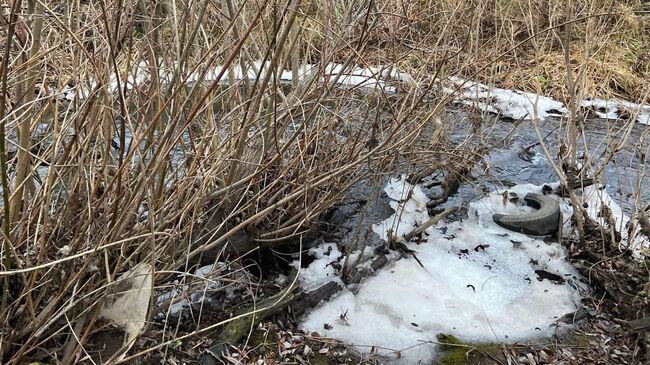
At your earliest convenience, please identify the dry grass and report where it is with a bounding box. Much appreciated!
[365,0,649,102]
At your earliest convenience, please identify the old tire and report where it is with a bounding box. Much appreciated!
[492,192,560,236]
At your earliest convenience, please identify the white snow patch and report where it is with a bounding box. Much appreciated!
[60,62,409,101]
[292,243,344,292]
[299,180,586,363]
[56,61,649,126]
[579,185,649,254]
[446,78,649,124]
[374,176,430,239]
[443,78,650,125]
[447,77,567,120]
[580,99,620,119]
[581,99,650,125]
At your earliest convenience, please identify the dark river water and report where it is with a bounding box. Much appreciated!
[3,97,648,218]
[438,109,649,214]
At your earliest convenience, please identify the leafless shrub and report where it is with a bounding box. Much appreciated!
[0,0,647,363]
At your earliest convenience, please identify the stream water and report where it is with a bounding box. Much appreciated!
[436,109,649,215]
[3,104,648,219]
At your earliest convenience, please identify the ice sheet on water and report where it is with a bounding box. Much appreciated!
[55,60,649,126]
[581,99,650,125]
[299,177,588,363]
[60,62,406,101]
[446,77,567,120]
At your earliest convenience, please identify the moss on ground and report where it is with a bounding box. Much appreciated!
[309,353,332,365]
[436,334,501,365]
[246,329,276,354]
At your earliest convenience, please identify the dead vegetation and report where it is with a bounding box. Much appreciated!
[371,0,650,103]
[0,0,648,364]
